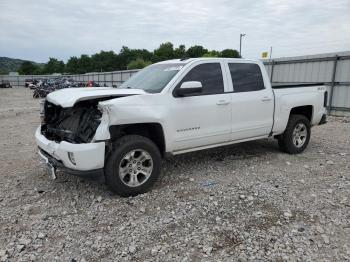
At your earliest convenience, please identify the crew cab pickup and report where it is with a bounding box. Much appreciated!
[35,58,327,196]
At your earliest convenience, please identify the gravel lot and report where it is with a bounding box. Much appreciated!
[0,88,349,261]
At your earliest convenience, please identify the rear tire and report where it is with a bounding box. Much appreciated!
[105,135,162,197]
[278,114,311,154]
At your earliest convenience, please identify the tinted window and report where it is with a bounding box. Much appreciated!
[228,63,265,92]
[176,63,224,96]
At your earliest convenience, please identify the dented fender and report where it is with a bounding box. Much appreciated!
[93,104,112,141]
[93,94,168,142]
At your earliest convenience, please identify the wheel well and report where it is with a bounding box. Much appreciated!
[109,123,166,156]
[290,105,313,121]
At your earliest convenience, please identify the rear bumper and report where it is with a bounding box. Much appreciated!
[319,114,327,125]
[35,126,105,172]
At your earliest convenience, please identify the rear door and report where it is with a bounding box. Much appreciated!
[169,62,232,151]
[226,62,274,140]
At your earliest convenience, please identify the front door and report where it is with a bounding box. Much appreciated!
[169,62,232,151]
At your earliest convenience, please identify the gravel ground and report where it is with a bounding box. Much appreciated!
[0,88,349,261]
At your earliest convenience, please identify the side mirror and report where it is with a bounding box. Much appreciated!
[176,81,203,97]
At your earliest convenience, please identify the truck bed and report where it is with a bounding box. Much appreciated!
[272,84,327,134]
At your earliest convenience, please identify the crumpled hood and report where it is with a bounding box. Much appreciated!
[46,87,146,107]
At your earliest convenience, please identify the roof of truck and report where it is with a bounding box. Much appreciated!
[156,57,259,64]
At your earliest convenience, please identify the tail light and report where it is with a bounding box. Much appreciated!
[324,91,328,107]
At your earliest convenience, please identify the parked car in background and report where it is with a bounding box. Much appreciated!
[35,58,328,196]
[0,80,12,88]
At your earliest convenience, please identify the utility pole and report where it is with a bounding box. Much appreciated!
[269,46,273,60]
[239,33,246,57]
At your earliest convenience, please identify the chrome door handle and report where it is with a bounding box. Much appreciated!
[261,97,272,102]
[216,100,230,105]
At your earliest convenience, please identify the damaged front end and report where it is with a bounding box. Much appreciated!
[41,99,105,144]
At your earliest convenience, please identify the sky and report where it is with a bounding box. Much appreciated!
[0,0,350,63]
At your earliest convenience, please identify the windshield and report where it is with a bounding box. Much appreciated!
[120,63,184,93]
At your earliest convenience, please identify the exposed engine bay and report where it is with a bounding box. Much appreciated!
[41,99,105,143]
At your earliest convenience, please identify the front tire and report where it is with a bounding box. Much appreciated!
[105,135,162,197]
[278,114,311,154]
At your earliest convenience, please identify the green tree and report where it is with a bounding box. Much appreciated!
[39,43,242,74]
[118,46,134,70]
[19,61,40,74]
[91,51,120,72]
[77,55,92,74]
[203,50,220,57]
[130,49,153,62]
[66,56,79,74]
[127,58,152,69]
[43,58,65,74]
[174,45,186,58]
[153,42,174,61]
[219,49,240,58]
[186,45,208,58]
[117,47,153,69]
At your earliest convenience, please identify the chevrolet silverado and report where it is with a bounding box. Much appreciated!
[35,58,327,196]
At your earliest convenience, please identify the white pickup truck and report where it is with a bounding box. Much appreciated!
[35,58,327,196]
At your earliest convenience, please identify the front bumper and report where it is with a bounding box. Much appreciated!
[38,149,104,179]
[35,126,105,173]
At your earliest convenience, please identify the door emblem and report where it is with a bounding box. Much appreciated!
[176,127,200,132]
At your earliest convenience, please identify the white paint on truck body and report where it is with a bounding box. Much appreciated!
[36,58,327,171]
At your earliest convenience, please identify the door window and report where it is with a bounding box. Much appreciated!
[174,63,224,96]
[228,63,265,92]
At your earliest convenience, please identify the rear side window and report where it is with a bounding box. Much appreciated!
[228,63,265,92]
[176,63,224,95]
